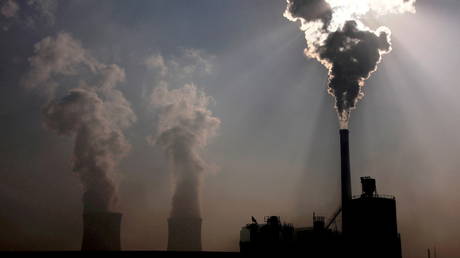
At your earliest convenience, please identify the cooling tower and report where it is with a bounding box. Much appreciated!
[81,212,122,251]
[167,217,202,251]
[340,129,352,234]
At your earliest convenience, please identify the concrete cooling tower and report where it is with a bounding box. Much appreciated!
[81,212,122,251]
[167,217,202,251]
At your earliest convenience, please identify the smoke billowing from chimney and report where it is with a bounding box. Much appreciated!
[284,0,416,128]
[150,83,220,218]
[23,32,136,212]
[145,50,219,219]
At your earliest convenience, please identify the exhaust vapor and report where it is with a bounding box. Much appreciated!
[284,0,416,128]
[145,50,219,219]
[23,33,136,212]
[150,83,220,218]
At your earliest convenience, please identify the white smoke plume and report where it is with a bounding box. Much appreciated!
[284,0,416,128]
[146,51,220,218]
[23,32,136,212]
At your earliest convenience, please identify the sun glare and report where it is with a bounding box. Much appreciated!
[325,0,416,30]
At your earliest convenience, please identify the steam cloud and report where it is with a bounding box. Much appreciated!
[23,33,136,212]
[284,0,416,128]
[147,52,220,218]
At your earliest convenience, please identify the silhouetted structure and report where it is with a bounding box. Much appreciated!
[240,214,342,256]
[81,212,122,251]
[240,129,402,258]
[167,217,202,251]
[340,129,352,235]
[347,178,401,258]
[240,178,401,257]
[240,216,295,254]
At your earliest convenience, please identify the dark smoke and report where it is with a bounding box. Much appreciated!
[23,33,136,212]
[320,21,390,124]
[284,0,415,128]
[285,0,332,28]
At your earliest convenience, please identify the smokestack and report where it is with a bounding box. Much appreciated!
[340,129,352,234]
[167,217,202,251]
[81,212,122,251]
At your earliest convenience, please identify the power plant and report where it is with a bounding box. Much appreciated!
[72,129,402,257]
[239,129,402,258]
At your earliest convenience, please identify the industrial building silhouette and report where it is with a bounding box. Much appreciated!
[239,129,402,258]
[239,177,401,257]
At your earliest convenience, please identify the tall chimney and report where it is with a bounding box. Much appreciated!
[81,212,122,251]
[167,217,202,251]
[340,129,352,234]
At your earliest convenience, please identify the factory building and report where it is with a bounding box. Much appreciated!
[240,177,401,257]
[347,177,401,258]
[240,129,402,258]
[239,216,295,253]
[240,215,342,256]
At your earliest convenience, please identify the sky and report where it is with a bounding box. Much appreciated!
[0,0,459,257]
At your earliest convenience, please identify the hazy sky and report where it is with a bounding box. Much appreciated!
[1,0,459,257]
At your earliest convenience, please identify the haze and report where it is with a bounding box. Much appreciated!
[0,1,459,257]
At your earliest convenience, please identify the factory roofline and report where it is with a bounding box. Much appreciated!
[352,194,395,200]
